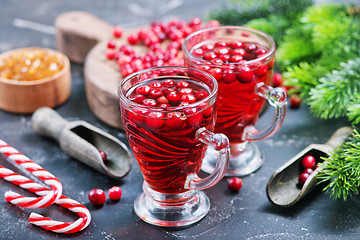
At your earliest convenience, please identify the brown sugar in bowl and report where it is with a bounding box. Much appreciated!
[0,47,71,114]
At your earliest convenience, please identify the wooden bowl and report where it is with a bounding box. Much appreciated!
[0,47,71,114]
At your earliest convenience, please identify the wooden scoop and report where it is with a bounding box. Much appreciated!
[31,107,132,179]
[266,126,353,207]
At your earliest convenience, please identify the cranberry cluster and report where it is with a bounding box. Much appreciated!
[105,18,221,78]
[129,79,212,130]
[191,40,271,84]
[88,186,123,205]
[298,154,318,187]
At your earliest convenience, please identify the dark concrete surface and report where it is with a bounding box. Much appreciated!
[0,0,359,239]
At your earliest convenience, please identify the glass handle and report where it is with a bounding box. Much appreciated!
[185,128,230,190]
[243,82,287,142]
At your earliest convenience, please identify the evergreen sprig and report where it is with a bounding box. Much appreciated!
[317,130,360,201]
[207,0,312,43]
[307,58,360,122]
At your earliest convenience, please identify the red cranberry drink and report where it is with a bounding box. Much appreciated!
[118,66,230,227]
[123,79,214,193]
[183,26,287,176]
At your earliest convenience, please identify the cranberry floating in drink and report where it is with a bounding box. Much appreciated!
[118,66,230,227]
[183,26,287,176]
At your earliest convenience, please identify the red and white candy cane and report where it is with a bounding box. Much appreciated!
[0,139,62,208]
[0,166,91,234]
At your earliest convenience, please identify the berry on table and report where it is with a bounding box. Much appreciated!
[88,189,106,205]
[108,186,122,201]
[290,95,302,108]
[227,177,243,192]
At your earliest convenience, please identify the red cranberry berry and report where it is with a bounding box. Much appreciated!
[113,26,124,38]
[149,81,162,89]
[272,73,283,87]
[229,41,244,48]
[222,69,236,84]
[298,173,310,186]
[178,88,193,95]
[99,150,107,162]
[290,95,302,109]
[149,89,163,99]
[127,33,140,45]
[214,47,230,55]
[215,41,228,48]
[131,95,146,104]
[108,186,122,201]
[106,49,116,60]
[236,66,254,83]
[167,92,181,102]
[88,189,106,205]
[143,98,158,107]
[181,94,196,103]
[193,48,205,57]
[255,48,267,55]
[201,44,215,51]
[194,90,209,100]
[162,79,176,88]
[107,40,116,49]
[209,68,223,81]
[189,17,202,27]
[227,177,243,192]
[145,112,165,129]
[230,55,243,63]
[165,112,184,128]
[254,64,268,77]
[185,108,203,126]
[176,81,190,88]
[231,48,246,56]
[136,85,151,95]
[203,52,218,60]
[301,155,316,169]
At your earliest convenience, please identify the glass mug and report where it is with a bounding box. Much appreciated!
[183,26,286,176]
[118,66,230,227]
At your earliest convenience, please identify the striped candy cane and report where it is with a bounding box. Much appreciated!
[0,166,91,234]
[0,140,62,208]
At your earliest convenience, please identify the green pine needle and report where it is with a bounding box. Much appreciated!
[347,95,360,125]
[317,129,360,201]
[307,58,360,122]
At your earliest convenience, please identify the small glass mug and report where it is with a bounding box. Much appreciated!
[183,26,286,176]
[118,66,230,227]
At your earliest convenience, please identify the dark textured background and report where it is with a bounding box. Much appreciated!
[1,0,360,239]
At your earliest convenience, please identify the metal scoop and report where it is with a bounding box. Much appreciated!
[266,126,353,207]
[31,107,132,179]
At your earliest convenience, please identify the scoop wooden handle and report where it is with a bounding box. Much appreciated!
[31,107,68,141]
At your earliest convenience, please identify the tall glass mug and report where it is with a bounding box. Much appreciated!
[183,26,286,176]
[118,66,230,227]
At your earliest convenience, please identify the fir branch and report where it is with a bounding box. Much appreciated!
[245,14,289,44]
[347,94,360,125]
[317,130,360,201]
[282,62,329,98]
[307,58,360,121]
[207,0,311,27]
